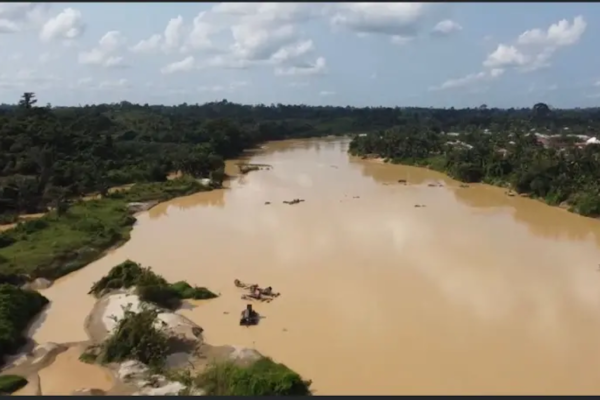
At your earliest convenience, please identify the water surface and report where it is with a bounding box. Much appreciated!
[32,138,600,395]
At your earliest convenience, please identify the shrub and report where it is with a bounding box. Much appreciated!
[0,284,48,364]
[197,358,312,396]
[89,260,217,310]
[99,306,169,369]
[0,375,28,394]
[170,281,217,300]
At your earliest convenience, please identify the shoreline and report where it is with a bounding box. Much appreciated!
[0,145,313,395]
[362,156,596,221]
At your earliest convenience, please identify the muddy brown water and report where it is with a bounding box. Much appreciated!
[28,138,600,395]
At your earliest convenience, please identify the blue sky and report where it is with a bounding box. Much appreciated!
[1,2,599,108]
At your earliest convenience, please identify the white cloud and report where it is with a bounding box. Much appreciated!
[130,34,161,54]
[39,8,85,43]
[270,40,315,64]
[131,5,325,77]
[483,16,586,73]
[130,15,187,54]
[182,12,213,52]
[161,56,195,74]
[319,90,335,96]
[432,19,462,36]
[163,16,184,52]
[329,3,434,44]
[275,56,327,76]
[483,44,528,69]
[79,31,128,68]
[430,68,504,91]
[517,16,586,47]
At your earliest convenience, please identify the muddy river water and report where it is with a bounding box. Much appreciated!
[28,138,600,395]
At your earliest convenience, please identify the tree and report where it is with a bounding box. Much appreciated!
[18,92,37,110]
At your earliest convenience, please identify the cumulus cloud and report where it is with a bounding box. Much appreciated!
[431,19,462,36]
[79,31,128,68]
[135,4,327,76]
[39,8,85,42]
[161,56,195,74]
[483,16,586,73]
[130,15,187,54]
[432,15,586,93]
[329,3,435,44]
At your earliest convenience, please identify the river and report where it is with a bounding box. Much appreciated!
[28,137,600,395]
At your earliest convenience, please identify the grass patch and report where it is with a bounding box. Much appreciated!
[196,358,312,396]
[0,374,28,394]
[0,284,48,364]
[0,177,207,281]
[89,260,217,310]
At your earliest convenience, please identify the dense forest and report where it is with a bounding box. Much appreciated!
[349,103,600,217]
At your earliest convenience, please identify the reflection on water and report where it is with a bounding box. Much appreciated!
[32,137,600,395]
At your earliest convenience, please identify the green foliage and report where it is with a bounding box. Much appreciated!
[1,93,361,221]
[350,120,600,218]
[99,306,169,369]
[0,374,28,394]
[89,260,217,310]
[170,281,217,300]
[0,178,208,281]
[0,284,48,363]
[196,358,312,396]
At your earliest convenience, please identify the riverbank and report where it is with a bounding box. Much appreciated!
[0,176,211,377]
[1,260,311,396]
[360,153,597,219]
[0,177,209,283]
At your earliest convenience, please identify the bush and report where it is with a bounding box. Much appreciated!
[0,284,49,364]
[0,374,28,394]
[170,281,217,300]
[99,306,169,369]
[89,260,217,310]
[197,358,312,396]
[137,284,182,310]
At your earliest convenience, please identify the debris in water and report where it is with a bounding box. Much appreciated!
[283,199,305,205]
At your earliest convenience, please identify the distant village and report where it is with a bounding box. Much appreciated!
[442,129,600,154]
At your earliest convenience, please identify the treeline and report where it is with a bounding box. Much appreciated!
[349,106,600,217]
[3,95,600,222]
[0,93,351,221]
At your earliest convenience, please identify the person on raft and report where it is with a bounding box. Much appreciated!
[240,304,259,326]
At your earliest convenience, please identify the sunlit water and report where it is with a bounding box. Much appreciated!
[30,138,600,395]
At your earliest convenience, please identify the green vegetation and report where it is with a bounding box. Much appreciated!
[0,177,205,281]
[89,260,217,310]
[349,103,600,217]
[97,306,170,369]
[0,374,28,394]
[88,303,312,396]
[196,358,312,396]
[0,284,48,364]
